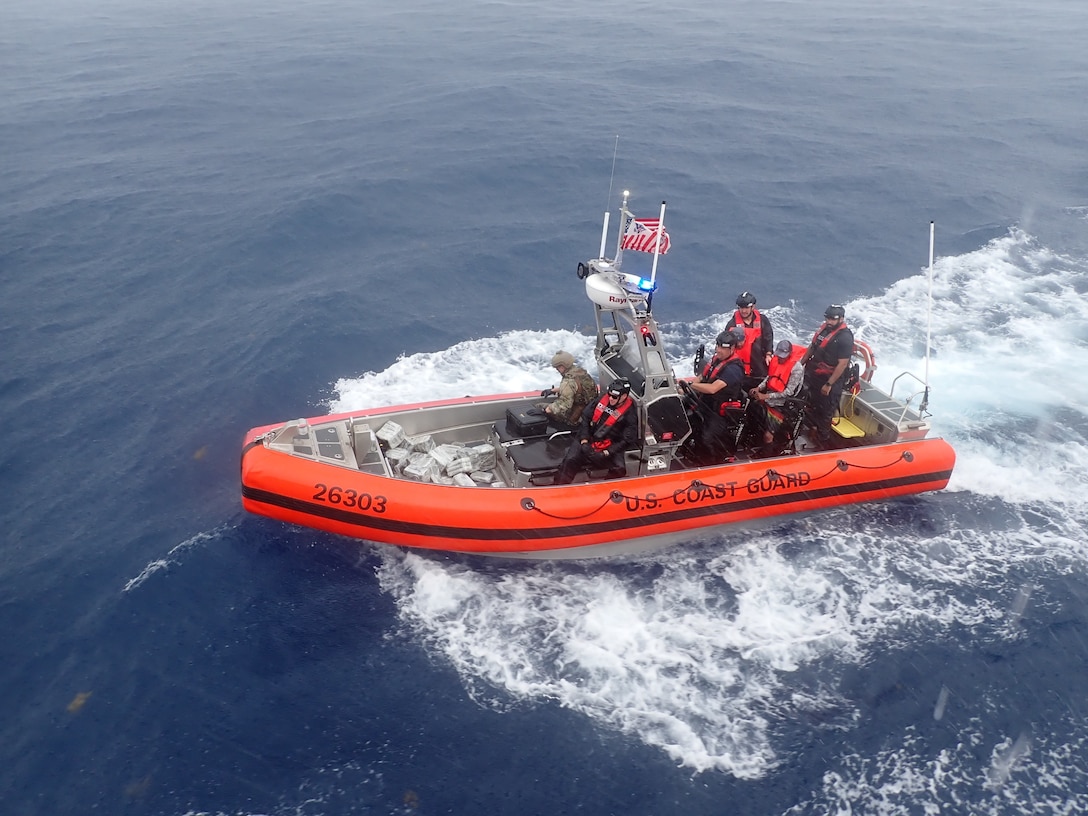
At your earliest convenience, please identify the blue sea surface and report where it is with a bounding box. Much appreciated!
[3,1,1088,813]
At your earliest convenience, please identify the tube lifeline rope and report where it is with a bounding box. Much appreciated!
[519,492,618,520]
[784,451,913,482]
[831,451,913,469]
[520,451,914,517]
[605,479,715,504]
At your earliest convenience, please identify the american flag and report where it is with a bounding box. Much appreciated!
[621,216,671,254]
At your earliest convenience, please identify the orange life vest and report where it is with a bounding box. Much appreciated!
[731,309,764,374]
[765,344,806,393]
[700,354,744,412]
[589,395,634,451]
[808,321,851,376]
[700,356,729,382]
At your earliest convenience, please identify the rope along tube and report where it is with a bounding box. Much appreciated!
[519,493,618,520]
[521,451,916,517]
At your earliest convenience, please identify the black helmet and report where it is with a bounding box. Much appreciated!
[736,291,757,307]
[607,378,632,398]
[824,304,845,320]
[715,330,738,348]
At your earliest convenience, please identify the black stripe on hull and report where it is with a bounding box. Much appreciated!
[242,468,952,543]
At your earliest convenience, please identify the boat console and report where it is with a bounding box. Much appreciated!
[580,258,693,473]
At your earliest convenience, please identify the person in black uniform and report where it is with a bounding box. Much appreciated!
[683,330,747,462]
[725,291,774,389]
[800,304,855,449]
[553,378,639,484]
[689,329,746,411]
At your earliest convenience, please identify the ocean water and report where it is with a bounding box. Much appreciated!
[3,1,1087,814]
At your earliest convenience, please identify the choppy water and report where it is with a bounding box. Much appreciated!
[3,1,1087,814]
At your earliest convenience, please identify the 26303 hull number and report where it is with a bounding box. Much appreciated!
[312,483,387,513]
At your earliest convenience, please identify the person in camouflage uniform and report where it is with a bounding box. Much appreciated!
[541,350,598,429]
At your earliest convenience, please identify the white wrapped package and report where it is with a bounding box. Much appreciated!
[445,448,475,476]
[470,470,495,484]
[406,434,435,453]
[452,473,476,487]
[429,444,459,469]
[403,452,439,483]
[375,420,406,449]
[469,443,496,471]
[385,447,410,471]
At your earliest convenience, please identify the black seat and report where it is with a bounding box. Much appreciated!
[751,394,809,456]
[499,430,572,476]
[720,404,751,453]
[681,397,748,465]
[599,350,646,396]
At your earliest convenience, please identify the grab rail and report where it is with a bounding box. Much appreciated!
[886,372,930,428]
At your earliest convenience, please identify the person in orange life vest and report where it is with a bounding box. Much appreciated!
[682,330,747,461]
[552,378,639,484]
[725,291,774,389]
[748,339,806,451]
[687,330,746,412]
[800,304,854,448]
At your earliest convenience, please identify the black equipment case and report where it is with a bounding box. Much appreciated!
[505,407,549,438]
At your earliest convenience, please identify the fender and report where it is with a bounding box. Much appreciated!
[853,340,876,383]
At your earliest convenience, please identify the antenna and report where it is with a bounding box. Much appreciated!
[649,200,667,286]
[605,135,619,212]
[921,221,934,414]
[599,136,620,260]
[614,189,631,265]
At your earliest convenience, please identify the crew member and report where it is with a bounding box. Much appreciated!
[553,378,639,484]
[800,304,854,449]
[749,339,806,455]
[725,291,774,388]
[540,350,598,429]
[683,330,747,462]
[689,330,746,412]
